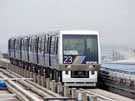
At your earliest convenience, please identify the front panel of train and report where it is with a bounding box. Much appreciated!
[59,32,100,87]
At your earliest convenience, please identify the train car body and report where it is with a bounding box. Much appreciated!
[8,30,101,87]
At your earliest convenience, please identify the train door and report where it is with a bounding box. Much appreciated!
[29,37,33,62]
[38,35,44,66]
[11,39,14,58]
[22,39,25,61]
[8,39,11,57]
[13,39,16,58]
[27,38,30,62]
[24,38,27,61]
[42,35,46,66]
[25,37,30,62]
[41,35,45,66]
[16,39,20,60]
[20,38,23,60]
[55,36,59,64]
[30,36,37,64]
[50,35,58,66]
[35,36,39,64]
[45,34,50,67]
[14,39,17,59]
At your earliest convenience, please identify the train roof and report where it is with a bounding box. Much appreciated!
[60,30,99,35]
[9,30,99,40]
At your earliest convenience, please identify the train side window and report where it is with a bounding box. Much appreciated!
[24,39,26,51]
[43,36,46,55]
[47,35,50,53]
[27,38,30,53]
[8,39,10,56]
[56,37,58,55]
[40,36,44,53]
[27,38,30,52]
[53,36,56,54]
[31,38,33,52]
[49,36,52,54]
[45,35,48,53]
[29,38,32,52]
[33,37,36,53]
[45,35,47,53]
[35,37,39,53]
[20,38,22,58]
[50,36,55,54]
[37,37,40,52]
[39,36,43,53]
[32,38,34,52]
[14,39,16,57]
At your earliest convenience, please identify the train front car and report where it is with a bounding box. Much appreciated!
[59,30,101,87]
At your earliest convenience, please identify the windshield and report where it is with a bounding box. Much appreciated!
[63,35,98,64]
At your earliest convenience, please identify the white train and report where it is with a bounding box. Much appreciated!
[8,30,101,87]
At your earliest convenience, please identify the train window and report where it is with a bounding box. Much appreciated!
[24,39,26,51]
[32,38,34,52]
[27,38,30,52]
[27,38,29,52]
[29,38,32,52]
[47,35,50,53]
[63,35,98,64]
[38,37,42,52]
[41,37,44,52]
[15,39,17,50]
[13,39,16,57]
[45,35,47,53]
[49,36,52,54]
[32,39,34,52]
[25,39,28,51]
[53,37,58,55]
[40,37,42,52]
[43,35,46,54]
[41,36,45,54]
[50,36,55,54]
[20,38,22,58]
[8,39,10,56]
[35,37,38,53]
[32,37,36,53]
[12,40,14,50]
[54,36,57,54]
[56,37,58,54]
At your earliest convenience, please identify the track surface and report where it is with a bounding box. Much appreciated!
[83,89,133,101]
[0,89,19,101]
[0,69,62,101]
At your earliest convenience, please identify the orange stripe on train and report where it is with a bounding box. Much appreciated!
[72,56,80,64]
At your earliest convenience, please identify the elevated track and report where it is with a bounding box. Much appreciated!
[0,58,134,101]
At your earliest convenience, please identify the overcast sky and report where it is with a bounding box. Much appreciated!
[0,0,134,52]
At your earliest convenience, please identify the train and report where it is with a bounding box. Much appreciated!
[8,30,101,87]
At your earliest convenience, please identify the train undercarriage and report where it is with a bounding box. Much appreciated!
[9,58,100,87]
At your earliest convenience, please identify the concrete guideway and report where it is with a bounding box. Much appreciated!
[0,72,43,101]
[0,69,67,101]
[0,68,76,101]
[3,69,62,98]
[82,89,133,101]
[0,90,18,101]
[0,59,134,101]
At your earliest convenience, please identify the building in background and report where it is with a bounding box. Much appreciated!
[101,47,127,63]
